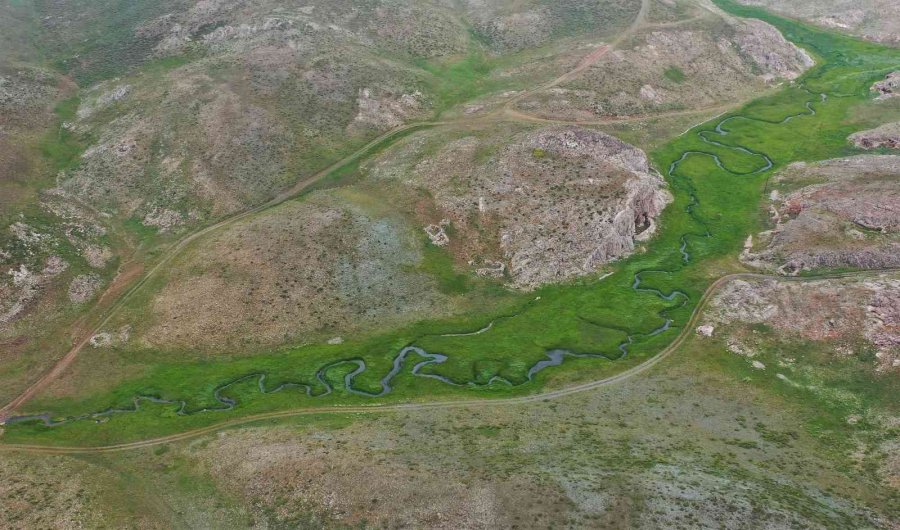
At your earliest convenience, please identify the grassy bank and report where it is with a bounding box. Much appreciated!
[4,0,899,446]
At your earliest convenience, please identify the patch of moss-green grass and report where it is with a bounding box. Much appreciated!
[37,96,87,172]
[7,2,900,446]
[418,50,498,115]
[664,66,686,83]
[417,238,471,295]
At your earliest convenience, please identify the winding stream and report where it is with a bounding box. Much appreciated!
[5,88,827,429]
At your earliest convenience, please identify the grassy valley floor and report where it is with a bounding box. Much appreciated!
[2,0,899,448]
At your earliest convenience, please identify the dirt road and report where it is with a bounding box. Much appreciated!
[2,268,895,454]
[0,0,736,423]
[0,122,435,421]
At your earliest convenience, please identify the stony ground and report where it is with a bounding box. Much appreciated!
[851,121,900,150]
[3,274,896,528]
[736,0,900,45]
[743,155,900,274]
[705,275,900,372]
[512,4,814,120]
[367,124,671,289]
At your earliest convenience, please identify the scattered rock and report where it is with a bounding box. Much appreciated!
[327,336,344,345]
[742,155,900,273]
[639,84,663,103]
[1,256,68,326]
[711,276,900,373]
[9,222,49,247]
[350,88,428,132]
[372,126,672,290]
[696,324,715,337]
[424,219,451,247]
[751,360,766,370]
[849,121,900,150]
[732,19,815,81]
[475,260,506,278]
[77,83,131,120]
[872,72,900,100]
[42,256,69,275]
[89,325,131,348]
[83,244,113,269]
[68,273,102,304]
[88,332,113,348]
[142,207,185,233]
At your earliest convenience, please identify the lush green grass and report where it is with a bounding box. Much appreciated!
[5,1,900,446]
[36,97,85,171]
[416,237,472,295]
[418,51,507,115]
[663,66,686,83]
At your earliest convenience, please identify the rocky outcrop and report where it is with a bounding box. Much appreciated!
[349,88,428,132]
[67,273,102,304]
[742,156,900,274]
[872,71,900,100]
[513,15,814,121]
[0,256,67,326]
[370,125,671,290]
[707,276,900,372]
[731,19,815,81]
[850,121,900,150]
[489,128,671,289]
[736,0,900,46]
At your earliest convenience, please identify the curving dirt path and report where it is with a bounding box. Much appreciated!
[498,0,651,116]
[0,0,717,422]
[0,123,436,421]
[0,0,804,425]
[1,267,896,454]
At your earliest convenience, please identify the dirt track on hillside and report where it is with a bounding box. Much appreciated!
[2,268,896,454]
[0,0,737,425]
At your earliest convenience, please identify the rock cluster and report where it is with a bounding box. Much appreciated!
[850,121,900,150]
[371,126,671,290]
[709,276,900,372]
[742,156,900,274]
[872,71,900,100]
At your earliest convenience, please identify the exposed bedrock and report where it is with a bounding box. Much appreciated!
[743,155,900,274]
[850,121,900,150]
[370,125,672,290]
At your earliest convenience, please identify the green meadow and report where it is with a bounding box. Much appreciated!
[4,0,899,446]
